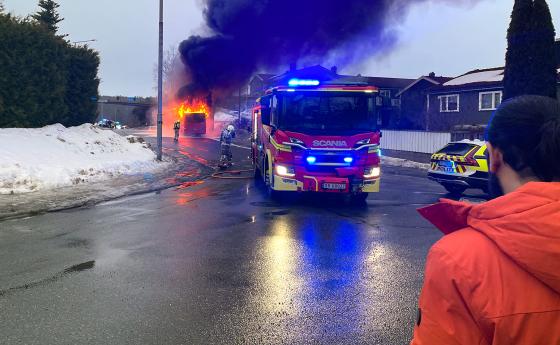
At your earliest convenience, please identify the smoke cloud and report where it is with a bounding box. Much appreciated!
[178,0,479,96]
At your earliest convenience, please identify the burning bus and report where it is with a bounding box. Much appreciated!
[251,79,382,202]
[176,99,210,136]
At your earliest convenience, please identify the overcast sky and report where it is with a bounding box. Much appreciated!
[4,0,560,97]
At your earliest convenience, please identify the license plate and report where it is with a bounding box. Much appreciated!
[436,161,455,173]
[322,183,347,190]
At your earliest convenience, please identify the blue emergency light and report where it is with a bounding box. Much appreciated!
[307,156,317,164]
[344,157,353,164]
[288,79,320,87]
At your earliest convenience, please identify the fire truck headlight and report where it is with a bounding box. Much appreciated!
[306,156,317,164]
[364,167,381,179]
[275,165,295,177]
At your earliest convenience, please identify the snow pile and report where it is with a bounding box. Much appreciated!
[0,124,164,194]
[382,156,430,170]
[214,108,252,123]
[214,109,237,123]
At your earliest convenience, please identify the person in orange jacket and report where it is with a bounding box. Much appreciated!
[411,95,560,345]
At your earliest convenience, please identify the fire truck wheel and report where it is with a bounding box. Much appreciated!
[350,193,369,204]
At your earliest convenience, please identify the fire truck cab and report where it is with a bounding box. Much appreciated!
[251,79,382,201]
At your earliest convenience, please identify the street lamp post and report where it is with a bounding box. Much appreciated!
[156,0,164,161]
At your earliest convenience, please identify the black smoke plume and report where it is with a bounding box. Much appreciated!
[178,0,478,97]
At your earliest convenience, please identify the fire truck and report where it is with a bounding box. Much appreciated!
[251,79,382,202]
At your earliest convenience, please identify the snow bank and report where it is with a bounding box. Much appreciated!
[382,156,430,170]
[214,108,252,123]
[214,110,237,123]
[0,124,164,194]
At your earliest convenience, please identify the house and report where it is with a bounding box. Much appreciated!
[397,39,560,133]
[398,65,560,133]
[395,73,453,130]
[245,65,415,128]
[425,67,560,132]
[247,73,276,98]
[425,67,506,132]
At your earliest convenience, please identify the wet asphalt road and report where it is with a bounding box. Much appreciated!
[0,135,487,344]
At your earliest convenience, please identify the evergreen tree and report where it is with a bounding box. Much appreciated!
[528,0,557,98]
[32,0,63,34]
[503,0,557,100]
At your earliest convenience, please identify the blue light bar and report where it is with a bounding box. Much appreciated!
[288,79,320,87]
[307,156,317,164]
[344,157,353,164]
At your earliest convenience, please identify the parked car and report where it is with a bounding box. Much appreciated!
[97,119,115,128]
[428,140,489,195]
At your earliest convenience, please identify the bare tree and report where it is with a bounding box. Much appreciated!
[153,45,181,93]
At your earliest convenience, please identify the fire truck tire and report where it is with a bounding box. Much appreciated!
[350,193,369,204]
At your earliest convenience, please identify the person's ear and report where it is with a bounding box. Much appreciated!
[487,143,504,174]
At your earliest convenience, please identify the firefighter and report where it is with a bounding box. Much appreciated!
[219,124,236,167]
[173,120,180,142]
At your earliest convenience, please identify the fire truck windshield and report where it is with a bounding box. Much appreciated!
[277,92,377,134]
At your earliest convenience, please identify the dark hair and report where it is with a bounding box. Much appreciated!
[486,95,560,182]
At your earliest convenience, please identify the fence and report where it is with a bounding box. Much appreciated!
[380,130,451,154]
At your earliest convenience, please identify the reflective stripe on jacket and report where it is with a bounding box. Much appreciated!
[411,182,560,345]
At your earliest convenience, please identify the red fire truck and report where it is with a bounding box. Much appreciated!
[251,79,382,202]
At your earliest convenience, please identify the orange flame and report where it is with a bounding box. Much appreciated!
[176,99,210,120]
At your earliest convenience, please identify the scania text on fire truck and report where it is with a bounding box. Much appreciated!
[251,79,382,202]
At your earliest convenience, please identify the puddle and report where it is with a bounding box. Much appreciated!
[176,180,204,190]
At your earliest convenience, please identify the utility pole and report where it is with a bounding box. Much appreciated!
[238,87,241,125]
[156,0,164,161]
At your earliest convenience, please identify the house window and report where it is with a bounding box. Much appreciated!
[439,94,460,112]
[380,90,391,98]
[479,91,502,111]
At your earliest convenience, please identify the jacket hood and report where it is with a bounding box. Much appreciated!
[419,182,560,293]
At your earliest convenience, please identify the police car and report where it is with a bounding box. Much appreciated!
[428,140,489,195]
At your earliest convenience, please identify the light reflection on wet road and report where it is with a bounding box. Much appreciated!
[0,135,489,344]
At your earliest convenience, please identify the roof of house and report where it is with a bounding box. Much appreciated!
[253,73,276,82]
[257,65,415,89]
[396,75,454,97]
[443,67,505,87]
[335,75,416,89]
